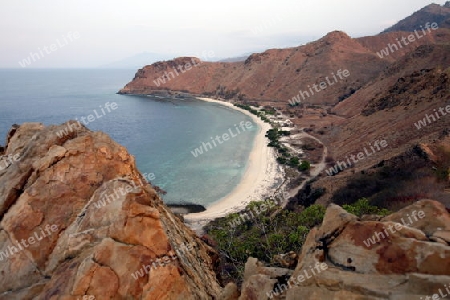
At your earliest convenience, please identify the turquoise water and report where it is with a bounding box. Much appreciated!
[0,69,258,206]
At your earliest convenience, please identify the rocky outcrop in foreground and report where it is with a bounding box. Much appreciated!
[231,200,450,299]
[2,122,449,299]
[0,122,221,299]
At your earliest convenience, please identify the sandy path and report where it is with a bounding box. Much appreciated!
[284,131,328,201]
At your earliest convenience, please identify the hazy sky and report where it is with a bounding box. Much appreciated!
[1,0,447,68]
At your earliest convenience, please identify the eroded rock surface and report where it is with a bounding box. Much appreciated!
[237,200,450,299]
[0,122,222,299]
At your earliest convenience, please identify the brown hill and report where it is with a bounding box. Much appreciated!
[119,29,449,108]
[357,28,450,61]
[292,60,450,207]
[333,43,450,117]
[328,63,450,169]
[382,2,450,33]
[119,31,390,105]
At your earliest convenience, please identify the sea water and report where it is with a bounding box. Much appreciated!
[0,69,258,206]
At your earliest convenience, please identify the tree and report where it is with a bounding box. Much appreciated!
[343,198,390,217]
[298,160,311,171]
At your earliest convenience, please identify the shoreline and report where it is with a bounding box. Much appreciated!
[183,97,282,231]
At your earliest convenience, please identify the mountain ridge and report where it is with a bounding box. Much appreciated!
[382,2,450,33]
[118,30,391,104]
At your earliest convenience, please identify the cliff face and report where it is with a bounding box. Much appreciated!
[0,122,221,299]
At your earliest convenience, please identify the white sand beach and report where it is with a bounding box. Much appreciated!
[184,97,283,230]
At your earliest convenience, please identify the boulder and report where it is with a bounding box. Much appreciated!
[0,122,222,299]
[238,201,450,299]
[286,201,450,299]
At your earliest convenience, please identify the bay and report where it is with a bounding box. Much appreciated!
[0,69,258,207]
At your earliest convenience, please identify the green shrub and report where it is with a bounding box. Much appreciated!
[268,141,279,148]
[290,204,326,228]
[267,233,289,254]
[265,128,280,141]
[206,201,326,283]
[288,157,300,167]
[343,198,391,217]
[278,147,289,154]
[277,157,287,164]
[288,226,309,244]
[298,160,311,171]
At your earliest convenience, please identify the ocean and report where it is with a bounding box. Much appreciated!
[0,69,258,207]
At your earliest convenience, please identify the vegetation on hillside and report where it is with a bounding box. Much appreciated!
[234,103,271,123]
[233,105,312,174]
[342,198,390,217]
[206,198,390,285]
[265,128,311,172]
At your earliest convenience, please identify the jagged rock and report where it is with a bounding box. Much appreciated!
[219,282,240,300]
[243,257,293,281]
[283,200,450,299]
[273,251,298,268]
[316,204,358,243]
[0,122,222,299]
[262,267,293,278]
[382,199,450,241]
[237,201,450,299]
[234,257,296,299]
[243,257,264,281]
[239,274,277,300]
